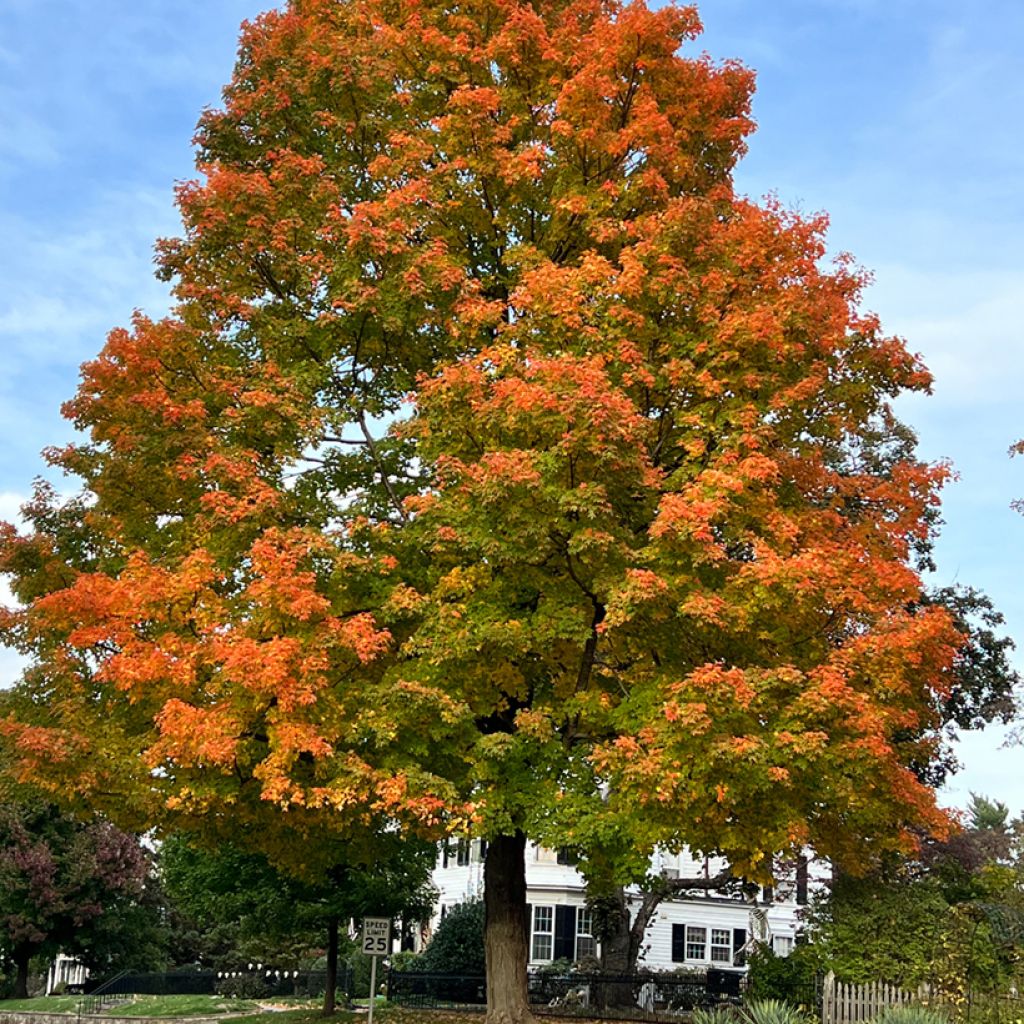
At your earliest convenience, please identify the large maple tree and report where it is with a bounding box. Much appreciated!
[0,0,971,1020]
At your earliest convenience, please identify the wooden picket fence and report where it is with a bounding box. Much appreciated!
[821,971,924,1024]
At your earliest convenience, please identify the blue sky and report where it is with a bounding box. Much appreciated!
[1,1,1022,814]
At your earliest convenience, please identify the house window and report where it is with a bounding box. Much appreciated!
[532,906,553,961]
[456,839,470,866]
[774,935,794,957]
[576,908,596,959]
[711,929,732,963]
[556,847,579,866]
[685,926,707,961]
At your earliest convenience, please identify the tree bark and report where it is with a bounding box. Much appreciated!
[322,915,339,1016]
[594,889,638,1009]
[484,832,535,1024]
[597,872,735,976]
[13,945,32,1000]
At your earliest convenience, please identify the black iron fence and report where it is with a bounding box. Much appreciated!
[82,968,343,999]
[387,969,747,1021]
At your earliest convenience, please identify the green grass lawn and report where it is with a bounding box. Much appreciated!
[0,995,85,1013]
[0,994,258,1017]
[0,996,498,1024]
[111,995,259,1017]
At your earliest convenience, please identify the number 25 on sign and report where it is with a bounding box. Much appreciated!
[361,917,390,955]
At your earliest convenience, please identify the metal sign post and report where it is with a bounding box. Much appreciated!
[361,917,391,1024]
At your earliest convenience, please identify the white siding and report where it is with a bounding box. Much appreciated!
[430,841,817,971]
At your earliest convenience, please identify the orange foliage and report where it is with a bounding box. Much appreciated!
[0,0,963,885]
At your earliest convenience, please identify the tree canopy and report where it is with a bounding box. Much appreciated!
[0,0,989,1019]
[0,801,155,998]
[807,801,1024,998]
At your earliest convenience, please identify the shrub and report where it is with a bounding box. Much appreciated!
[873,1007,948,1024]
[740,998,810,1024]
[534,958,575,977]
[388,950,423,972]
[347,949,374,998]
[419,900,485,975]
[693,1006,739,1024]
[215,973,269,999]
[746,944,821,1007]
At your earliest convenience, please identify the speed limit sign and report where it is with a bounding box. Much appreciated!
[361,917,390,956]
[361,918,390,1024]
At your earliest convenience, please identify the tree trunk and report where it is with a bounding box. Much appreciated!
[484,832,535,1024]
[595,888,640,1009]
[322,915,339,1017]
[13,945,32,1000]
[597,887,636,974]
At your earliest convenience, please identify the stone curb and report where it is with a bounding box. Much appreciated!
[0,1015,261,1024]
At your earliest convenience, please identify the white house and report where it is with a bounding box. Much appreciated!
[430,840,818,971]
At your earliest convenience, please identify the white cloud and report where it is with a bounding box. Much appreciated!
[0,491,27,526]
[868,266,1024,408]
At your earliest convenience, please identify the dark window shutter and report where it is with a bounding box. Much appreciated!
[442,842,449,868]
[554,905,576,961]
[671,923,686,963]
[796,855,809,905]
[732,928,747,965]
[479,839,488,862]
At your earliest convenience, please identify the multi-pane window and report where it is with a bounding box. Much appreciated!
[532,906,553,961]
[774,935,794,957]
[711,929,732,963]
[685,926,707,961]
[576,908,596,959]
[456,839,470,866]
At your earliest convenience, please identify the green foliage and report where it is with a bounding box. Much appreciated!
[346,948,374,1000]
[806,799,1024,999]
[740,998,810,1024]
[807,870,947,986]
[214,974,270,1000]
[387,951,422,972]
[533,958,575,977]
[693,1006,739,1024]
[872,1007,948,1024]
[160,832,436,971]
[417,900,485,975]
[746,945,821,1008]
[968,795,1010,834]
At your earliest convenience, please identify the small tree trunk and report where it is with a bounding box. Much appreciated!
[322,915,339,1017]
[484,832,535,1024]
[13,945,32,1000]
